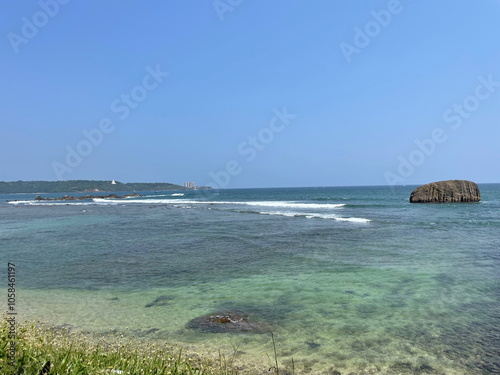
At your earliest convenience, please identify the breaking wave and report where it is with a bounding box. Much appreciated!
[257,210,371,222]
[7,197,369,223]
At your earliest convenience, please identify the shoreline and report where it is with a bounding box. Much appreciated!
[13,286,487,375]
[2,317,273,375]
[8,314,475,375]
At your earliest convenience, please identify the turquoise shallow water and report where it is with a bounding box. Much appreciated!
[1,185,499,374]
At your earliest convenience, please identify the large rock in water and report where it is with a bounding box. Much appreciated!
[186,312,271,334]
[410,180,480,203]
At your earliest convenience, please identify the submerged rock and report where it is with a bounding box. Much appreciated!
[409,180,480,203]
[305,341,321,349]
[186,312,270,334]
[145,295,173,308]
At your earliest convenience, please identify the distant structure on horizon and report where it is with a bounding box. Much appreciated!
[183,182,212,190]
[111,180,117,185]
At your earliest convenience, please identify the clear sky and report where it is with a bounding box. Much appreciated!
[1,1,499,188]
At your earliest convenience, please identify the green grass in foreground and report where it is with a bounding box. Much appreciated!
[0,317,248,375]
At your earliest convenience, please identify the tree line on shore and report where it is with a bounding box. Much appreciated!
[0,180,185,194]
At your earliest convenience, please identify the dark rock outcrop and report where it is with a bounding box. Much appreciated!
[186,312,271,334]
[31,193,141,201]
[409,180,480,203]
[8,194,142,204]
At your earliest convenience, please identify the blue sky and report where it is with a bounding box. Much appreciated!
[1,1,499,188]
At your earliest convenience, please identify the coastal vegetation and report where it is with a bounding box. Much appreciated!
[0,318,247,375]
[0,180,185,194]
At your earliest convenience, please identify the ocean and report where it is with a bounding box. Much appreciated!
[1,185,499,374]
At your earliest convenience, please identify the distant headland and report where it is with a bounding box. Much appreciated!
[0,180,200,194]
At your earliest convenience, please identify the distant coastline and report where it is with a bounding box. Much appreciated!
[0,180,187,194]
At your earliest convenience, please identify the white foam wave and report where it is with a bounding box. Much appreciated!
[258,210,370,222]
[334,217,371,223]
[7,200,32,205]
[8,201,100,206]
[93,198,170,204]
[7,198,370,221]
[259,211,300,217]
[243,201,345,209]
[174,200,346,209]
[128,193,185,199]
[91,198,346,209]
[136,194,171,198]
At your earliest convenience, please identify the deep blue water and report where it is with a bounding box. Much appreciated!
[1,185,499,374]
